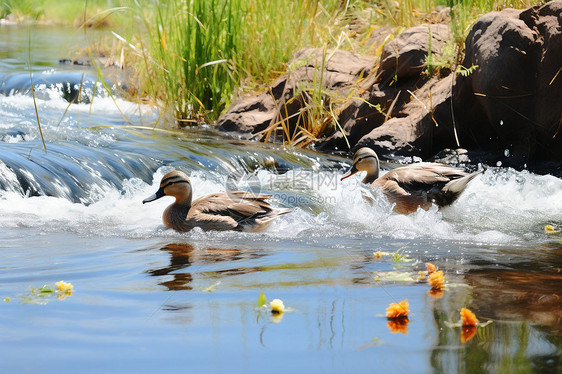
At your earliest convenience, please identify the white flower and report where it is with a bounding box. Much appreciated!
[270,299,285,314]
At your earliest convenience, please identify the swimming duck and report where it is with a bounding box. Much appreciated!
[143,170,289,232]
[341,147,479,214]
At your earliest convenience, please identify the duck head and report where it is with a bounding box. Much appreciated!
[143,170,193,205]
[341,147,380,184]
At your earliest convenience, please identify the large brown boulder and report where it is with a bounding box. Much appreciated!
[453,1,562,164]
[217,48,375,138]
[319,23,454,156]
[376,23,451,85]
[216,3,562,173]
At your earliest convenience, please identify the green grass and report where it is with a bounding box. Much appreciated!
[130,0,345,124]
[0,0,127,25]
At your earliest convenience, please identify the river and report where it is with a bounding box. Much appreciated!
[0,24,560,373]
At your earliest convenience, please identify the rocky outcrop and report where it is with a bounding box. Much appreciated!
[217,2,562,172]
[217,48,375,138]
[453,1,562,166]
[318,23,455,157]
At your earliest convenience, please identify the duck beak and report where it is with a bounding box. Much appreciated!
[341,164,359,181]
[143,187,165,204]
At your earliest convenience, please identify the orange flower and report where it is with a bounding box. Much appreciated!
[428,270,445,290]
[426,262,436,274]
[386,299,409,318]
[427,288,444,298]
[460,307,478,327]
[461,326,477,343]
[387,317,409,334]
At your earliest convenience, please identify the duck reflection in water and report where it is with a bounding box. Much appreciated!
[147,243,268,291]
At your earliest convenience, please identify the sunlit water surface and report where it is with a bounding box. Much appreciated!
[0,25,561,373]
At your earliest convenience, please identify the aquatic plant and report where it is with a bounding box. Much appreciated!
[18,281,74,304]
[258,291,267,309]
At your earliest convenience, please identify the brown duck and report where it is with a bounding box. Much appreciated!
[341,147,480,214]
[143,170,289,232]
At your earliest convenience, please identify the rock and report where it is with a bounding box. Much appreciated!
[453,1,562,165]
[353,75,456,158]
[319,24,454,157]
[217,3,562,174]
[429,148,472,165]
[217,48,375,138]
[376,23,451,85]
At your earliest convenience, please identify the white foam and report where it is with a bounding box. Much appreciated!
[0,164,559,245]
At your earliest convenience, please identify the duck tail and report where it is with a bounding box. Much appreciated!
[436,171,481,206]
[239,208,294,232]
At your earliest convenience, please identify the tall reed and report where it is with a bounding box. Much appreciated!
[136,0,343,124]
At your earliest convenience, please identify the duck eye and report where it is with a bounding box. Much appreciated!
[163,180,189,188]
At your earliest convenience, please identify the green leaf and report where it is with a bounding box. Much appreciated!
[258,291,267,309]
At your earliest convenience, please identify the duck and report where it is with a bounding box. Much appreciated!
[143,170,290,232]
[341,147,480,214]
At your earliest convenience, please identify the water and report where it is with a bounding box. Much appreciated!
[0,24,561,373]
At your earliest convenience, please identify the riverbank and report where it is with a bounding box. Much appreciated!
[217,1,562,175]
[2,0,557,175]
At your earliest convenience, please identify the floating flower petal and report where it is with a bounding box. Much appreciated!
[385,299,409,318]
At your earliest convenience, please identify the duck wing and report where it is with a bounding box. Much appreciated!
[378,163,469,194]
[373,163,476,213]
[189,192,279,231]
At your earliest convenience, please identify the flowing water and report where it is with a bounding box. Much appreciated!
[0,25,561,374]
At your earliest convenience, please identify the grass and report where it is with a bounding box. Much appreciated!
[0,0,127,25]
[128,0,345,125]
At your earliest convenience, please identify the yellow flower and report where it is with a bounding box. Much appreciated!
[426,262,436,274]
[55,281,74,294]
[428,270,445,290]
[374,251,382,259]
[545,225,557,233]
[270,299,285,314]
[385,299,409,319]
[460,307,478,327]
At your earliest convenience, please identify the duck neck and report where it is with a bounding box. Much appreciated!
[362,167,379,184]
[164,199,192,231]
[165,192,192,226]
